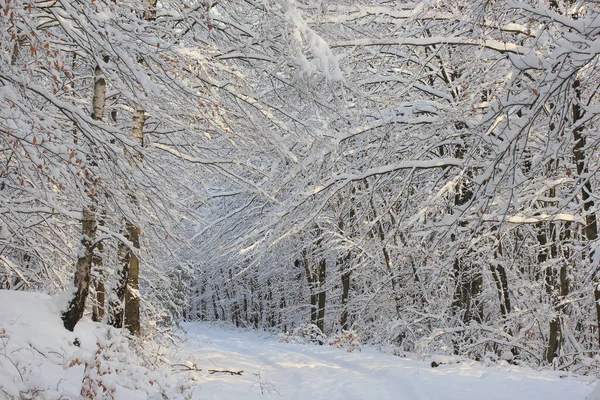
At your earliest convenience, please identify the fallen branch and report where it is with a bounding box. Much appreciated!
[172,363,243,375]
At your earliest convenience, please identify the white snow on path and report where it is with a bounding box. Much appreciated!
[0,289,596,400]
[178,323,596,400]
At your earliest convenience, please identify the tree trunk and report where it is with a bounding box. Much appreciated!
[124,220,140,335]
[572,78,600,347]
[91,208,106,322]
[490,263,511,317]
[450,167,482,324]
[62,207,96,331]
[490,238,511,318]
[90,63,106,323]
[62,63,106,331]
[316,258,326,333]
[121,106,145,336]
[338,206,354,331]
[92,280,105,322]
[301,250,318,325]
[107,104,144,335]
[92,65,106,120]
[108,227,130,328]
[301,246,326,334]
[340,258,351,331]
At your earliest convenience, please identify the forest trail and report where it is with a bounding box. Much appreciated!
[177,323,595,400]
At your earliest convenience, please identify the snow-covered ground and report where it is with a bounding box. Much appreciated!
[177,323,597,400]
[0,289,597,399]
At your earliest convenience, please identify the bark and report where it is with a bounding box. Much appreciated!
[212,292,219,320]
[11,40,20,66]
[302,250,318,325]
[108,228,129,328]
[107,104,143,334]
[130,106,145,164]
[490,261,511,318]
[451,167,482,324]
[107,101,145,334]
[62,207,96,331]
[89,64,107,323]
[489,236,511,318]
[452,256,483,324]
[572,78,600,347]
[124,220,140,335]
[338,206,354,331]
[545,225,562,364]
[316,258,326,333]
[547,316,561,364]
[495,239,511,317]
[340,259,351,331]
[92,65,106,121]
[62,63,106,331]
[92,281,105,322]
[541,0,590,359]
[301,246,326,334]
[117,5,150,334]
[538,220,561,364]
[91,209,106,322]
[120,106,145,335]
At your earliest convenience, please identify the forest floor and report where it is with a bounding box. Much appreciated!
[0,289,597,399]
[176,322,597,400]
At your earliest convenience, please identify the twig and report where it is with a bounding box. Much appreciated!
[171,363,243,375]
[207,369,243,375]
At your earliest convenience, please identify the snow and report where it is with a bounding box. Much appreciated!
[176,323,596,400]
[0,289,597,399]
[332,158,463,182]
[588,383,600,400]
[0,290,81,398]
[283,0,343,81]
[333,37,527,55]
[0,290,190,399]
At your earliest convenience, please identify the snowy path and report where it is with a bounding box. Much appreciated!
[177,323,595,400]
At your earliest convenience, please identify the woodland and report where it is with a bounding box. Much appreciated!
[2,0,600,375]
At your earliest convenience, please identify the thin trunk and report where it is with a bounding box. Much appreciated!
[489,235,511,318]
[301,244,326,334]
[62,64,106,331]
[124,220,140,335]
[90,64,107,323]
[546,224,562,364]
[114,0,153,335]
[108,227,129,328]
[451,165,481,324]
[572,78,600,347]
[212,292,219,320]
[496,239,511,316]
[11,39,20,66]
[91,209,106,322]
[490,256,511,319]
[62,207,96,331]
[121,106,145,336]
[301,250,318,325]
[92,65,106,120]
[130,106,145,163]
[338,207,354,331]
[340,259,351,331]
[316,258,326,333]
[91,281,105,322]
